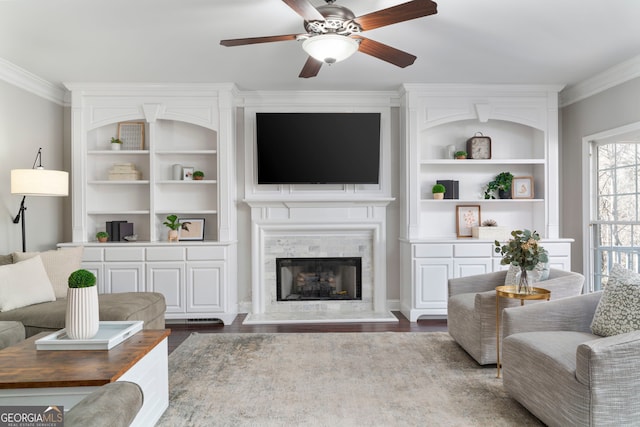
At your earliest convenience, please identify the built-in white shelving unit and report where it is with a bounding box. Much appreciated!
[399,84,572,321]
[61,84,238,323]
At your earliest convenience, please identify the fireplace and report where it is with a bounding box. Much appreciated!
[277,257,362,301]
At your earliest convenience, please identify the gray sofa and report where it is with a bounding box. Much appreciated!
[0,252,165,338]
[501,292,640,426]
[447,268,585,365]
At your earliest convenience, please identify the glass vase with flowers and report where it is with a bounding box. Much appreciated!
[494,229,548,294]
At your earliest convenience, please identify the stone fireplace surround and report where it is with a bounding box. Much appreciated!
[244,200,397,324]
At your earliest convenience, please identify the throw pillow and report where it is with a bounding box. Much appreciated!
[13,246,84,299]
[504,262,550,286]
[591,264,640,337]
[0,255,56,312]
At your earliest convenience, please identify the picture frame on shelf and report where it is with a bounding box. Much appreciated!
[512,176,534,199]
[117,122,145,150]
[178,218,205,241]
[456,205,481,238]
[182,166,194,181]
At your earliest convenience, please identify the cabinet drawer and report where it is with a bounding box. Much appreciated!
[414,244,453,258]
[146,247,185,261]
[104,247,145,261]
[187,246,227,261]
[453,244,492,257]
[83,247,103,262]
[541,243,571,257]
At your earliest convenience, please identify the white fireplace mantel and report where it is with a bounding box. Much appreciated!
[244,199,396,323]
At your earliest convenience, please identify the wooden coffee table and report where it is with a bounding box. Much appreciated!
[0,329,170,427]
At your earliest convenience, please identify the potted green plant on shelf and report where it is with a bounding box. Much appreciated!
[95,231,109,243]
[432,183,446,200]
[484,172,514,199]
[110,137,123,151]
[163,214,180,242]
[193,171,205,180]
[66,269,99,339]
[454,150,467,160]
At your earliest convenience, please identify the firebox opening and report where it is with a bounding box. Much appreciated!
[276,257,362,301]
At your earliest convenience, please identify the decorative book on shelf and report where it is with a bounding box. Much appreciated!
[108,163,141,180]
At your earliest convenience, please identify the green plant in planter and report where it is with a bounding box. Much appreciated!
[95,231,109,242]
[454,151,467,159]
[163,214,180,230]
[68,269,97,288]
[193,170,204,180]
[110,137,123,144]
[432,184,446,194]
[484,172,514,199]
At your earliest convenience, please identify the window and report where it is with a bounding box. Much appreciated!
[591,138,640,290]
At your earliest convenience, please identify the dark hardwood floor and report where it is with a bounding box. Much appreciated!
[166,312,447,354]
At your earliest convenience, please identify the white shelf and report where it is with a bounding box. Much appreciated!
[420,198,544,203]
[155,210,218,215]
[420,158,545,165]
[88,210,150,215]
[155,150,217,155]
[88,180,150,185]
[156,180,217,184]
[88,150,149,155]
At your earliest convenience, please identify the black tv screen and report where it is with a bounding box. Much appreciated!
[256,112,381,184]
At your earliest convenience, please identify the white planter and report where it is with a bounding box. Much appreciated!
[111,143,121,151]
[65,286,100,339]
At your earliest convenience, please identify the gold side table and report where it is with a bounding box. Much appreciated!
[495,285,550,378]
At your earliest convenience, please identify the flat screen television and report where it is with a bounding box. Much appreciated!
[256,112,381,184]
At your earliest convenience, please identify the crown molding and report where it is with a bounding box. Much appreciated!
[560,54,640,107]
[0,58,66,106]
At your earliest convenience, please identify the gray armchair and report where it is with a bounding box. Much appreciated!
[447,269,584,365]
[65,381,143,427]
[501,292,640,426]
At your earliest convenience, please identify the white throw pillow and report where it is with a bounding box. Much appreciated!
[0,255,56,312]
[13,246,84,299]
[591,264,640,337]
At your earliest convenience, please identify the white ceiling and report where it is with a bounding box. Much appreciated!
[1,0,640,92]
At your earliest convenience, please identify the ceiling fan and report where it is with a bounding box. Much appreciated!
[220,0,438,78]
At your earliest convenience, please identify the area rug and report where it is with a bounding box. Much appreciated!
[157,332,542,427]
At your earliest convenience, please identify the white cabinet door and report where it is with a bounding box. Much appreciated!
[146,263,185,314]
[454,258,493,278]
[82,262,104,294]
[186,262,225,313]
[105,263,144,293]
[414,259,453,310]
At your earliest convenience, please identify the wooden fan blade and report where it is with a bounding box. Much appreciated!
[282,0,325,22]
[354,0,437,31]
[299,56,323,78]
[355,37,417,68]
[220,34,299,47]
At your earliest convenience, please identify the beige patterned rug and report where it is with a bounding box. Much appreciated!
[157,332,542,426]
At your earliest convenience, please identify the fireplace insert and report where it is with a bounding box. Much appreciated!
[276,257,362,301]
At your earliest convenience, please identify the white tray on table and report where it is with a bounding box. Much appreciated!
[35,320,144,350]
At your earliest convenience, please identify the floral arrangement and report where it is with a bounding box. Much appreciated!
[494,229,548,293]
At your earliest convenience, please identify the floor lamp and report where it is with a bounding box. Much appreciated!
[11,148,69,252]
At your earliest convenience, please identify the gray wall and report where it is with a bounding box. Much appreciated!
[0,80,68,254]
[560,76,640,274]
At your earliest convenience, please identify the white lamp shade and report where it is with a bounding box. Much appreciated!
[11,169,69,196]
[302,34,359,64]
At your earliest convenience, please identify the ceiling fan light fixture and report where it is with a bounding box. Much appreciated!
[302,34,358,64]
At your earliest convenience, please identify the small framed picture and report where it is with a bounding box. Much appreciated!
[182,166,194,181]
[117,122,145,150]
[456,205,481,238]
[512,176,534,199]
[178,218,205,241]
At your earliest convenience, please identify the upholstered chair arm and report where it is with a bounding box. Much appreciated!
[540,269,585,299]
[65,381,143,427]
[575,331,640,424]
[448,270,508,297]
[502,292,602,338]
